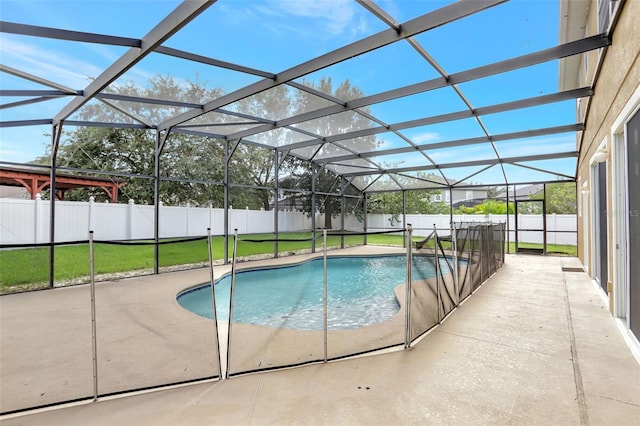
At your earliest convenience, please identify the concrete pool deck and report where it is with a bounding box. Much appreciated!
[1,251,639,425]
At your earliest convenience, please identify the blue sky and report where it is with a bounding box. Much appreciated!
[0,0,581,185]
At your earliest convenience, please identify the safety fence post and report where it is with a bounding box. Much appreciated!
[323,229,328,363]
[225,229,238,379]
[207,228,223,379]
[89,231,98,401]
[452,223,459,307]
[404,224,413,348]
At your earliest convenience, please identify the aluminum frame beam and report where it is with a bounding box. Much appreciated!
[227,34,608,142]
[314,123,585,165]
[0,64,78,93]
[0,21,140,47]
[53,0,216,125]
[342,151,579,177]
[1,90,80,97]
[158,0,506,131]
[283,87,592,155]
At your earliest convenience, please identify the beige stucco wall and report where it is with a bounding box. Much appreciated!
[576,0,640,311]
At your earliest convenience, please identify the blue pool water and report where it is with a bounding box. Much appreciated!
[177,255,450,330]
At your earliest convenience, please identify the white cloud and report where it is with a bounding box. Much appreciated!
[0,36,101,89]
[265,0,367,37]
[496,134,576,157]
[412,132,440,144]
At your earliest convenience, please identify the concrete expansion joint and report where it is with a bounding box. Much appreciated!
[244,374,264,425]
[435,330,557,358]
[587,392,640,408]
[562,274,589,425]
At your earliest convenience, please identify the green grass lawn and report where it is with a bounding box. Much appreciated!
[506,242,577,256]
[0,232,408,292]
[0,232,576,293]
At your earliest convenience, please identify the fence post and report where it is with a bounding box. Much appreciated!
[126,199,134,240]
[85,196,93,239]
[208,203,213,231]
[34,193,42,243]
[185,203,191,237]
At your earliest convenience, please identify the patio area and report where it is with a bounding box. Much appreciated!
[1,253,638,425]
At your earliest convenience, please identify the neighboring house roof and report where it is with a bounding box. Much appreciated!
[0,186,30,199]
[496,184,544,200]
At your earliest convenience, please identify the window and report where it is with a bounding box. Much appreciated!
[433,193,442,202]
[465,190,473,200]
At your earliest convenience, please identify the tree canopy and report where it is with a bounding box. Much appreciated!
[536,182,577,214]
[278,77,380,228]
[36,75,374,215]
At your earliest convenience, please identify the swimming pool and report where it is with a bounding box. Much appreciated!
[177,255,451,330]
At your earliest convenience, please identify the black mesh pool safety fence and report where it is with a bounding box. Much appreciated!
[0,233,222,415]
[0,223,505,413]
[91,234,221,398]
[453,222,506,303]
[226,224,505,377]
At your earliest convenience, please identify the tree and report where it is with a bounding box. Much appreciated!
[36,75,379,216]
[456,199,514,215]
[231,85,292,210]
[36,75,228,204]
[282,77,381,228]
[367,174,449,225]
[534,182,577,214]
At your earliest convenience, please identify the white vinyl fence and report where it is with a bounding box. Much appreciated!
[369,213,577,245]
[0,197,577,246]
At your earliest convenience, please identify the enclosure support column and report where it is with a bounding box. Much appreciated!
[506,184,510,254]
[543,184,547,255]
[479,224,484,283]
[434,224,441,324]
[363,193,368,245]
[500,222,505,266]
[452,223,460,307]
[153,131,161,274]
[486,224,491,278]
[402,190,407,248]
[274,150,279,258]
[448,187,454,230]
[340,177,345,249]
[154,129,171,275]
[468,227,474,291]
[224,141,230,264]
[311,164,317,253]
[48,123,63,288]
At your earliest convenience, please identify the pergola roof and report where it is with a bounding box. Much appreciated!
[0,0,608,192]
[0,165,124,202]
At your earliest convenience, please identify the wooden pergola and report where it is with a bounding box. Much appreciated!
[0,166,124,203]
